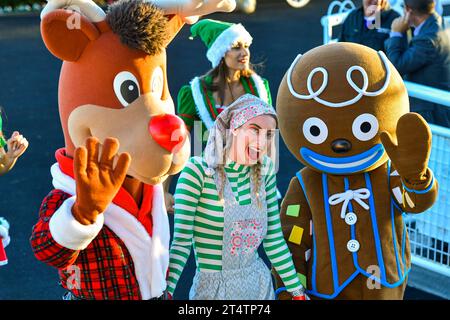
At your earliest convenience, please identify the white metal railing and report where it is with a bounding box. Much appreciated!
[402,84,450,279]
[321,0,450,296]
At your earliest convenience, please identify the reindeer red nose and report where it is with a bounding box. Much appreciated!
[149,114,188,153]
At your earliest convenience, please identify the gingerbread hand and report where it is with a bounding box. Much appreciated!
[380,113,431,183]
[72,137,131,225]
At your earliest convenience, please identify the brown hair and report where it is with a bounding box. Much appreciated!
[106,0,169,56]
[201,58,256,106]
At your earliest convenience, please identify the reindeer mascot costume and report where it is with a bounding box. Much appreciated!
[31,0,236,300]
[274,43,438,300]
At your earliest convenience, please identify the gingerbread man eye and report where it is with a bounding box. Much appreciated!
[352,113,379,141]
[114,71,141,107]
[303,117,328,144]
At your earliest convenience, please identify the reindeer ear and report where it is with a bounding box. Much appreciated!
[164,14,185,47]
[41,10,100,62]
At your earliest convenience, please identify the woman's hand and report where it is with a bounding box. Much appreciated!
[0,131,29,175]
[6,131,29,160]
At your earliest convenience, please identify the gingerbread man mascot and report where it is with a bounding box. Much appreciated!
[274,42,438,300]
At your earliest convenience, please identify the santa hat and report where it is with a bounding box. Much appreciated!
[190,19,253,68]
[0,217,10,266]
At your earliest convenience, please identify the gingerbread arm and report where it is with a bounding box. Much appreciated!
[389,165,438,213]
[381,113,438,213]
[272,175,312,299]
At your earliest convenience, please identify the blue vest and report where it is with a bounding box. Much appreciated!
[296,161,411,299]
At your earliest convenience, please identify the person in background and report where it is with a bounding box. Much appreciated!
[385,0,450,126]
[339,0,400,52]
[164,19,272,211]
[0,109,29,266]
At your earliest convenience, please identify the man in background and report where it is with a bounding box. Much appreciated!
[339,0,400,52]
[385,0,450,126]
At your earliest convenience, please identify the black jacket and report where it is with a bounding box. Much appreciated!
[339,7,400,52]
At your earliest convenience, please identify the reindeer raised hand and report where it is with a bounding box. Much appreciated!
[71,137,131,225]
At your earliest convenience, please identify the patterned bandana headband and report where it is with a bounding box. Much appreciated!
[287,50,391,108]
[230,94,277,130]
[204,94,277,171]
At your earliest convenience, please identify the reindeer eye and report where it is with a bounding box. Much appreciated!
[114,71,140,107]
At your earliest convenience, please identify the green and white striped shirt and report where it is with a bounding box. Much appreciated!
[167,156,302,296]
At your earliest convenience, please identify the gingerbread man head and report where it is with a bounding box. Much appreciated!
[277,42,409,175]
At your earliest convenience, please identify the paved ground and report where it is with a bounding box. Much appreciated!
[0,0,443,299]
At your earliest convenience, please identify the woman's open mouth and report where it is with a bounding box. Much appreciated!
[247,145,261,162]
[300,144,385,174]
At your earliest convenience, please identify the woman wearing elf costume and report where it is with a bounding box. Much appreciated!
[177,19,271,135]
[0,110,29,266]
[167,94,306,300]
[165,19,272,210]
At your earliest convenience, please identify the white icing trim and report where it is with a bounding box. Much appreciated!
[40,0,106,22]
[191,77,216,129]
[51,163,170,299]
[287,50,391,108]
[206,23,253,68]
[392,187,403,205]
[251,74,269,103]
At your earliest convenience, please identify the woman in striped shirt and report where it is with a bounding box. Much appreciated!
[167,94,305,300]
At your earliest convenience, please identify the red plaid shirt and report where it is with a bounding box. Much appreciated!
[30,149,155,300]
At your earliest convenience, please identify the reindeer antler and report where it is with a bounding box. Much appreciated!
[40,0,106,22]
[149,0,236,21]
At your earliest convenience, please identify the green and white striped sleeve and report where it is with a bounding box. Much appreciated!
[262,158,303,293]
[167,157,204,295]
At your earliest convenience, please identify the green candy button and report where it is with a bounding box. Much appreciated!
[286,204,301,217]
[297,273,307,289]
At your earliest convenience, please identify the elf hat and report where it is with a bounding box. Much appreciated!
[190,19,253,68]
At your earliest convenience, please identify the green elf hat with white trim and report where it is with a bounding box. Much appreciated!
[190,19,253,68]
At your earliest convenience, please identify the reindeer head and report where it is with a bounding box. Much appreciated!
[41,0,190,185]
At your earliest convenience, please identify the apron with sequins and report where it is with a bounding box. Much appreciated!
[189,173,275,300]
